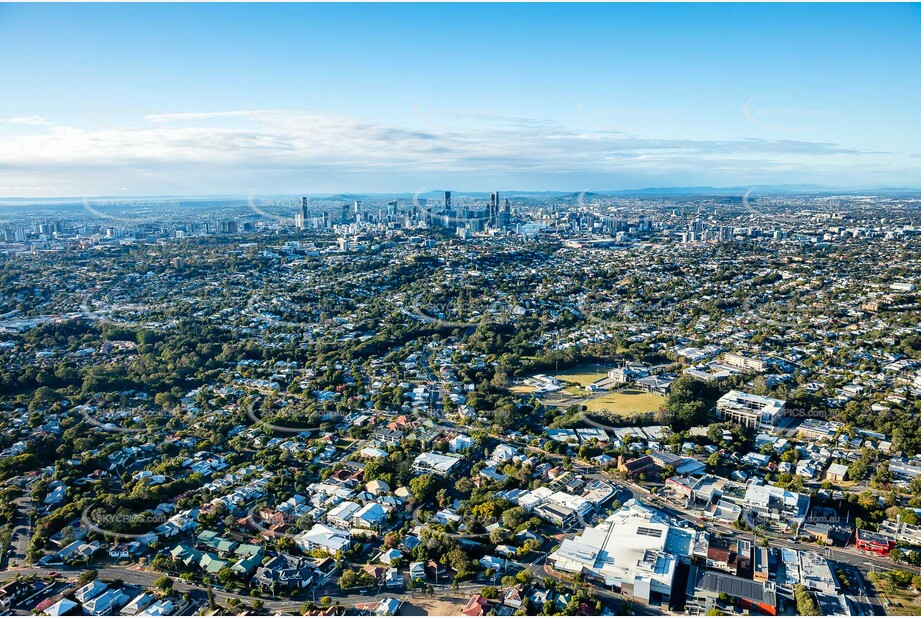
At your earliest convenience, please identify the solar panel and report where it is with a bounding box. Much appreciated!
[636,526,663,538]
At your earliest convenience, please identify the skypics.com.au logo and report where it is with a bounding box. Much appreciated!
[577,295,646,331]
[245,192,355,227]
[81,504,171,541]
[80,287,145,329]
[246,193,299,225]
[246,398,346,436]
[80,197,179,225]
[79,405,173,435]
[739,188,789,223]
[742,98,835,134]
[404,293,519,329]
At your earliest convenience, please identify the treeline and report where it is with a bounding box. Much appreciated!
[0,320,249,400]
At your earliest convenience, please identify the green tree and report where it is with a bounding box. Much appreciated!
[77,570,98,586]
[409,474,439,503]
[794,585,820,616]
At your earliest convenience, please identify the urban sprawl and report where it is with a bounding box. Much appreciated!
[0,190,920,617]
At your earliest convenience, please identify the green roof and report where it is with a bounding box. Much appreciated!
[231,554,263,574]
[233,543,263,557]
[200,552,230,574]
[215,539,239,553]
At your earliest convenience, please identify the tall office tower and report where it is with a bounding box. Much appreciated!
[500,198,511,229]
[340,203,349,225]
[294,212,305,229]
[444,191,452,211]
[353,200,361,216]
[301,196,310,221]
[488,192,499,225]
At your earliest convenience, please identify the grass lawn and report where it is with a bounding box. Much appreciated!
[552,363,609,387]
[582,389,665,415]
[882,598,921,616]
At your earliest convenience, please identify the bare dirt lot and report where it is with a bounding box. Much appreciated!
[398,593,467,616]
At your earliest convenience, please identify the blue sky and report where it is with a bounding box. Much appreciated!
[0,3,919,197]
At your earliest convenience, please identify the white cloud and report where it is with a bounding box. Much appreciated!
[0,109,915,196]
[4,115,52,126]
[144,110,263,123]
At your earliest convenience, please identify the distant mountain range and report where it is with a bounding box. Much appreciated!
[3,185,921,204]
[286,185,921,201]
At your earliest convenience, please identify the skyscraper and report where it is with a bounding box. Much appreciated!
[488,192,499,227]
[444,191,452,211]
[499,197,511,229]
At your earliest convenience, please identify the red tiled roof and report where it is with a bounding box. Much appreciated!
[462,594,489,616]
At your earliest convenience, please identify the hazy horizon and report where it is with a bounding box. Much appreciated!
[4,184,921,204]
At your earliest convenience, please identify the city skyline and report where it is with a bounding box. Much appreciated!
[0,3,919,198]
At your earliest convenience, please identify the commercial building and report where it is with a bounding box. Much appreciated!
[412,452,463,476]
[743,484,810,524]
[854,528,896,556]
[547,500,702,604]
[685,566,777,615]
[326,501,361,529]
[753,546,771,582]
[353,503,388,529]
[825,463,849,483]
[295,523,351,554]
[535,502,578,527]
[722,353,769,373]
[798,550,838,594]
[514,486,594,527]
[816,594,854,616]
[717,390,786,430]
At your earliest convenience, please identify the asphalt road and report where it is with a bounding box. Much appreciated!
[4,492,33,570]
